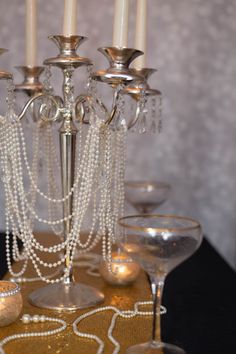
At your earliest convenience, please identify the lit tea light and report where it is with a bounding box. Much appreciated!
[99,251,140,286]
[0,281,23,327]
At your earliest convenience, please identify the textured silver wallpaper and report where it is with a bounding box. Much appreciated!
[0,0,235,268]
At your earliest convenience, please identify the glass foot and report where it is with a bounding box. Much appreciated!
[126,341,186,354]
[28,282,104,311]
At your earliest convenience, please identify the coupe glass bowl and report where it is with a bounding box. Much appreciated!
[118,214,202,354]
[125,181,171,213]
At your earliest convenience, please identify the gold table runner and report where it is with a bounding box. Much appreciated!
[1,234,153,354]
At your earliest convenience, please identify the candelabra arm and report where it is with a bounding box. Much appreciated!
[106,104,117,126]
[104,88,121,126]
[17,93,62,122]
[17,93,42,121]
[74,94,115,125]
[74,94,89,123]
[127,104,141,130]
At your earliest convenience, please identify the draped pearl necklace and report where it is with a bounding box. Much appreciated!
[0,302,166,354]
[0,96,126,283]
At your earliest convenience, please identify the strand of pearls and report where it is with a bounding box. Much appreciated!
[0,314,67,354]
[112,125,126,240]
[10,252,100,283]
[1,97,128,283]
[2,119,85,281]
[73,301,167,354]
[1,114,66,281]
[0,302,166,354]
[3,122,71,229]
[66,120,114,275]
[10,121,39,266]
[24,121,40,232]
[9,267,62,283]
[71,120,101,249]
[25,121,106,283]
[19,121,75,204]
[10,123,73,224]
[1,120,29,278]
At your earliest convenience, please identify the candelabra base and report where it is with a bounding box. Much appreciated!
[28,282,104,311]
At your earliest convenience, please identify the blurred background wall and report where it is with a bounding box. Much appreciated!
[0,0,235,269]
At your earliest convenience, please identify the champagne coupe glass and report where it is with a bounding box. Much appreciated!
[118,214,202,354]
[125,181,171,213]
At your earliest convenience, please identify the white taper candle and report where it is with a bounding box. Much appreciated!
[113,0,129,47]
[63,0,78,36]
[25,0,37,67]
[134,0,147,70]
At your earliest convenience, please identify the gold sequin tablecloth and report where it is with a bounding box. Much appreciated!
[1,234,153,354]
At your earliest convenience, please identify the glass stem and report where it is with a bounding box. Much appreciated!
[150,278,164,343]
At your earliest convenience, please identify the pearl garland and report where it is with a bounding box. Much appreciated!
[0,283,21,298]
[0,78,127,285]
[0,302,166,354]
[0,314,67,354]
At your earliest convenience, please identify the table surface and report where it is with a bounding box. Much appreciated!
[0,233,236,354]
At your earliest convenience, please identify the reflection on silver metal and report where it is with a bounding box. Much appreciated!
[28,282,104,311]
[0,49,12,80]
[92,47,144,86]
[14,66,44,95]
[74,94,110,124]
[44,35,91,69]
[0,70,12,80]
[124,68,161,100]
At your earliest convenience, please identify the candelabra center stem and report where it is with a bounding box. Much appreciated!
[63,68,74,109]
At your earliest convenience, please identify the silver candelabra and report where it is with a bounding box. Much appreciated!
[0,34,161,311]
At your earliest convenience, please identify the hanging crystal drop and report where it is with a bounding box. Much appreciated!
[113,85,126,129]
[149,96,157,133]
[86,64,97,98]
[6,78,17,123]
[38,136,44,174]
[150,119,157,133]
[138,110,147,134]
[43,65,53,94]
[135,86,148,134]
[89,110,97,126]
[157,95,163,133]
[130,99,136,128]
[86,66,103,123]
[41,66,54,120]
